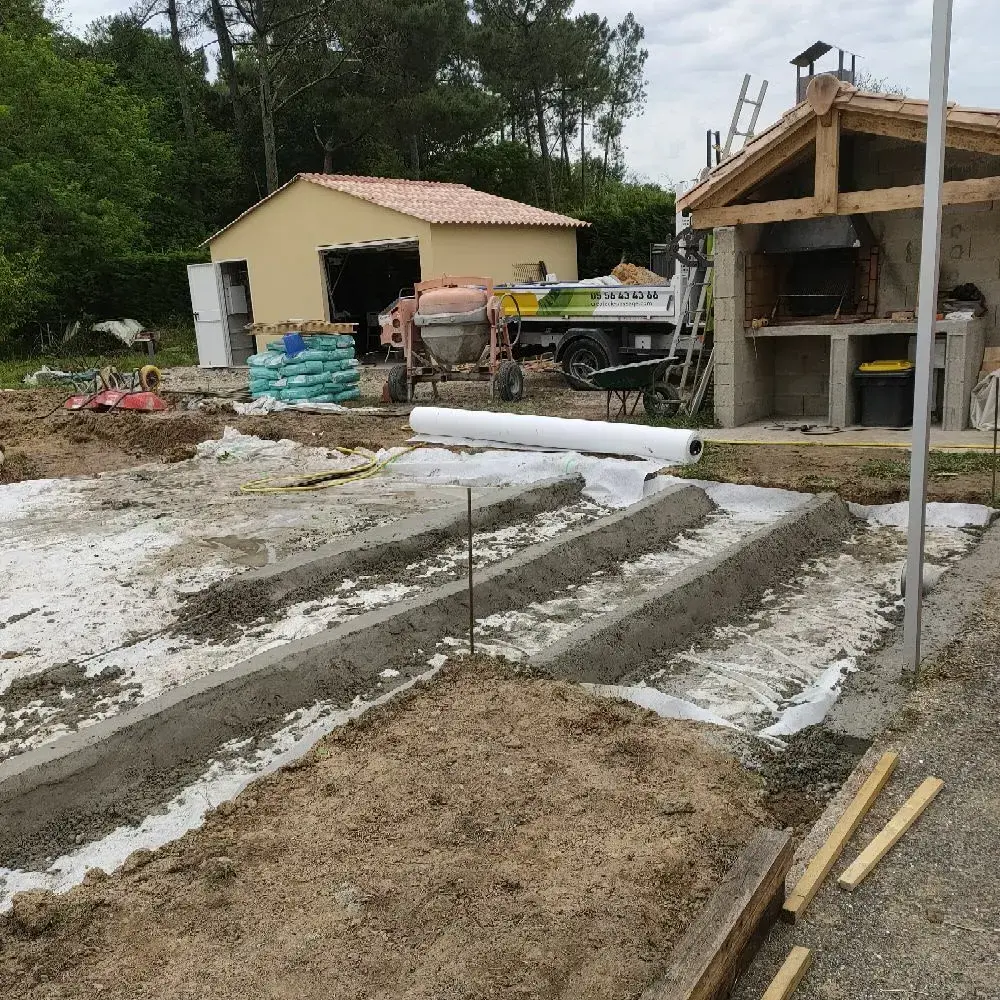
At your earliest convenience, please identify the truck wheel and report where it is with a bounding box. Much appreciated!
[387,364,409,403]
[643,384,681,419]
[561,339,609,390]
[493,360,525,402]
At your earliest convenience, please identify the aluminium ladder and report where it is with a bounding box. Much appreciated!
[721,74,768,160]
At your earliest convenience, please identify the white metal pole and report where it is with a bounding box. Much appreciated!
[903,0,954,672]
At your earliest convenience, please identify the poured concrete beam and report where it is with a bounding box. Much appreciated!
[0,482,713,867]
[533,494,853,685]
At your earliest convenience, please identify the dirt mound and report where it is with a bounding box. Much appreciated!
[0,660,769,999]
[0,389,406,483]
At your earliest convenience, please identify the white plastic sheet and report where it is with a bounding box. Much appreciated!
[388,447,661,508]
[409,406,703,465]
[969,371,1000,431]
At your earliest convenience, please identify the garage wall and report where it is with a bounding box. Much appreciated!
[427,225,579,283]
[208,180,432,323]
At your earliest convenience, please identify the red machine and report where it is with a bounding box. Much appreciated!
[379,276,523,403]
[64,389,169,412]
[62,365,169,412]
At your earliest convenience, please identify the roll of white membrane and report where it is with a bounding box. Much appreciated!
[409,406,703,465]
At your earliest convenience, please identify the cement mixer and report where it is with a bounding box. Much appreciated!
[379,276,524,403]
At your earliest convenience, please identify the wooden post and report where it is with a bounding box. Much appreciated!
[814,110,841,215]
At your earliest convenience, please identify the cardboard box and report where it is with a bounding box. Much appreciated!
[981,346,1000,375]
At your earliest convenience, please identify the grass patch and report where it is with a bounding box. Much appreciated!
[860,457,909,479]
[666,442,734,482]
[862,451,999,480]
[0,325,198,389]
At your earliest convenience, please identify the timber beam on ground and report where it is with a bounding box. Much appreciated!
[640,830,794,1000]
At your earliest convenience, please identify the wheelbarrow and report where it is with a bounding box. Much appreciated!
[60,365,168,412]
[590,358,681,421]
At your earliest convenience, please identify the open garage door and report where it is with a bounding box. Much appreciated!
[320,238,421,358]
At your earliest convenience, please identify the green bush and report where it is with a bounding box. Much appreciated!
[87,250,207,326]
[574,184,675,278]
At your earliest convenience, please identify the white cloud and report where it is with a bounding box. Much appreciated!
[60,0,1000,189]
[581,0,998,187]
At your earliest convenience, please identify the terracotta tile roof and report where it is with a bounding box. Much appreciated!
[204,173,587,243]
[298,173,587,226]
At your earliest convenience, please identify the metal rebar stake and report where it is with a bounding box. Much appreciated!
[467,487,475,655]
[993,383,998,504]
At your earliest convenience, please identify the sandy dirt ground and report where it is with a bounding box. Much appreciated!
[731,566,1000,1000]
[0,660,770,1000]
[3,375,998,504]
[679,442,999,505]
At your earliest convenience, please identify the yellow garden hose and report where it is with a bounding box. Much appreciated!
[240,446,415,494]
[705,439,996,451]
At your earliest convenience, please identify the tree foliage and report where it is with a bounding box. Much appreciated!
[0,30,166,335]
[0,0,668,337]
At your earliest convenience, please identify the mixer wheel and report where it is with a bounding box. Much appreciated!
[387,364,409,403]
[493,360,524,403]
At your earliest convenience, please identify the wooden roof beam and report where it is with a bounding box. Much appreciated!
[691,173,1000,228]
[840,109,1000,155]
[696,121,817,209]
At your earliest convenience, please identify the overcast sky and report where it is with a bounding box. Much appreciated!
[62,0,997,189]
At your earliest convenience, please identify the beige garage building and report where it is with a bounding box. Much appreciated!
[192,173,585,365]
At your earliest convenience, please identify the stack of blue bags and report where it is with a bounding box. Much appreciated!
[247,332,361,404]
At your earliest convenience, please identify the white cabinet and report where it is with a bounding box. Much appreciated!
[188,262,254,367]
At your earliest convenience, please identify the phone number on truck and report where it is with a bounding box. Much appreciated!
[590,290,661,302]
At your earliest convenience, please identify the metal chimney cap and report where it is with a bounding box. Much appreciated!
[791,42,834,67]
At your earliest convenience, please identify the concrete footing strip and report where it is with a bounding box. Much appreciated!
[0,483,713,867]
[532,493,853,685]
[177,475,586,636]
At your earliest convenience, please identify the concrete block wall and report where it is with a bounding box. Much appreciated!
[851,135,1000,348]
[772,337,830,418]
[830,334,866,426]
[713,226,776,426]
[943,319,987,429]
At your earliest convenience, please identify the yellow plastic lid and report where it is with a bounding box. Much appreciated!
[858,360,914,373]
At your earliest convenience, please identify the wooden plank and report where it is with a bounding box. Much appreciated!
[783,751,898,922]
[641,830,793,1000]
[692,197,818,229]
[814,111,841,215]
[840,110,1000,154]
[697,121,817,209]
[838,777,944,891]
[761,947,813,1000]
